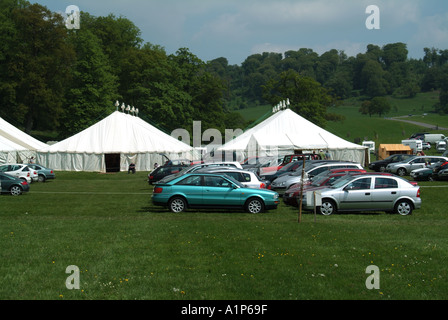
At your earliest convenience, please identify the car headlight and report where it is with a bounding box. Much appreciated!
[273,193,279,200]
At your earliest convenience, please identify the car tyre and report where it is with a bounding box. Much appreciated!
[245,197,264,214]
[318,199,337,215]
[38,175,46,182]
[10,185,22,196]
[169,196,187,213]
[395,199,413,216]
[397,168,406,176]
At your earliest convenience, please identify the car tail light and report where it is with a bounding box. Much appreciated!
[416,188,420,197]
[149,175,154,180]
[154,187,163,193]
[21,181,28,186]
[50,170,53,173]
[260,182,266,188]
[27,172,30,177]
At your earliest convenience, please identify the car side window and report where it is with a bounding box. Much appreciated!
[242,173,251,182]
[176,175,202,186]
[346,178,371,190]
[204,176,231,187]
[223,172,241,181]
[374,177,398,189]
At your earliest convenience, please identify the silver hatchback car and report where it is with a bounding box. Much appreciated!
[386,156,448,176]
[302,174,421,216]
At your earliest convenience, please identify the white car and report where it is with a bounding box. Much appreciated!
[0,164,35,183]
[196,167,269,189]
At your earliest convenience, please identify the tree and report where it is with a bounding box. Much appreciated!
[361,60,389,97]
[359,97,391,117]
[2,2,75,132]
[262,70,334,127]
[59,29,119,137]
[381,43,408,69]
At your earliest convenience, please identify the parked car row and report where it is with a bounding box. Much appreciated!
[150,161,279,213]
[270,159,422,216]
[0,163,55,196]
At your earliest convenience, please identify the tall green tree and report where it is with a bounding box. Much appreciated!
[59,29,119,137]
[1,2,75,132]
[262,70,334,127]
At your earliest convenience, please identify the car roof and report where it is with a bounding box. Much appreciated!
[196,167,258,175]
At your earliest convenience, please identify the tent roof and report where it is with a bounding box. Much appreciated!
[0,117,48,150]
[0,135,27,152]
[38,111,192,154]
[219,108,366,151]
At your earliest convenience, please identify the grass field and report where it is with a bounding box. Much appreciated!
[1,171,447,300]
[1,92,447,301]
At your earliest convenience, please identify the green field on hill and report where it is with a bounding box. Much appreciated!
[239,92,448,148]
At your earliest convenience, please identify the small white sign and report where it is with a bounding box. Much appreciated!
[306,191,322,206]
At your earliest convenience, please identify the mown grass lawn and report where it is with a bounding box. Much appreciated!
[1,171,447,300]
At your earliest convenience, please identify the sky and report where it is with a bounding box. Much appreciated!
[29,0,448,65]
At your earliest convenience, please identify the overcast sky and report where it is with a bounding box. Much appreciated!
[30,0,448,65]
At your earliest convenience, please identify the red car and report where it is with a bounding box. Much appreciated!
[283,168,367,207]
[260,153,321,175]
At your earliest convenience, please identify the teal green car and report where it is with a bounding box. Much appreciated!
[152,173,279,213]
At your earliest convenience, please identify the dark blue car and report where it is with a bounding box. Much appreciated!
[0,172,30,195]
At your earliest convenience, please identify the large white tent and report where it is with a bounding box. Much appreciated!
[218,108,369,165]
[37,110,194,172]
[0,116,49,164]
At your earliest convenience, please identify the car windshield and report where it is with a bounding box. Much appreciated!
[330,175,356,189]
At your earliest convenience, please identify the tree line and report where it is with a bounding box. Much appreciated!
[1,0,448,141]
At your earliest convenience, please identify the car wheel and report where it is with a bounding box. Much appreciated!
[245,197,264,214]
[318,199,336,215]
[38,175,46,182]
[379,166,386,172]
[168,196,187,213]
[395,200,413,216]
[397,168,406,176]
[10,185,22,196]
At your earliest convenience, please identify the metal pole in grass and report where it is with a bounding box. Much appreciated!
[298,156,306,223]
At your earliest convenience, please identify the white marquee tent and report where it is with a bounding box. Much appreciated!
[218,108,369,165]
[0,116,48,164]
[37,111,194,172]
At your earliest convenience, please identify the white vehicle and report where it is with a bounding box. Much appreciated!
[0,164,33,183]
[156,162,242,184]
[196,167,269,189]
[401,139,422,153]
[437,141,447,153]
[362,141,375,153]
[424,134,446,144]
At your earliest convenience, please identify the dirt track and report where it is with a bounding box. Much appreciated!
[387,117,448,130]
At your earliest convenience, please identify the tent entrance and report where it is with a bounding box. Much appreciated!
[105,153,120,172]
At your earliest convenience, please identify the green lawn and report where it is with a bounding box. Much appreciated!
[1,171,447,300]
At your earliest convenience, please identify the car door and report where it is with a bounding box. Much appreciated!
[371,177,399,210]
[203,175,242,206]
[339,177,372,210]
[173,175,204,205]
[408,158,426,171]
